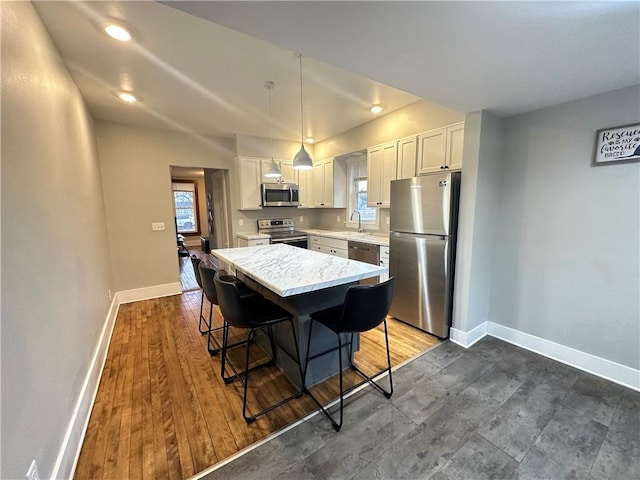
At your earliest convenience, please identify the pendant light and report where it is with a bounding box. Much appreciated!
[263,80,282,178]
[293,54,313,170]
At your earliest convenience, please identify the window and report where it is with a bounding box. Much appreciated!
[347,159,377,228]
[172,180,200,235]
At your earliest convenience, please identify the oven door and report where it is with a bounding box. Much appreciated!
[270,236,308,249]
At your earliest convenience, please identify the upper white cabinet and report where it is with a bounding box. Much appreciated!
[397,135,418,179]
[296,167,313,209]
[261,160,295,184]
[367,141,398,208]
[312,158,346,208]
[417,121,464,175]
[237,156,263,210]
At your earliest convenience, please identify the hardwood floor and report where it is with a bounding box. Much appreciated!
[178,248,209,292]
[74,289,439,479]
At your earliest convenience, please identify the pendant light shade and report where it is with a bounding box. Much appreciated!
[263,80,282,178]
[293,54,313,170]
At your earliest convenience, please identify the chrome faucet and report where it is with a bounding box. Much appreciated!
[350,210,364,233]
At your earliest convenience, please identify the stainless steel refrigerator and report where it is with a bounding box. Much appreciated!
[389,172,461,338]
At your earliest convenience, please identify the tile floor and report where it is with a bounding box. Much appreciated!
[200,336,639,480]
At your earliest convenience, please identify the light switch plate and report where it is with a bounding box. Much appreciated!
[239,219,244,226]
[386,216,390,225]
[152,222,165,231]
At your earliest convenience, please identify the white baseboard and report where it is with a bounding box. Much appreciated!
[50,294,121,480]
[118,282,182,304]
[487,323,640,391]
[452,321,639,391]
[450,322,488,348]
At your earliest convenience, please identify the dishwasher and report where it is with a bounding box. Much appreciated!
[348,241,380,285]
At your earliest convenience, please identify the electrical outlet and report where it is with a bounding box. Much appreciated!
[108,289,112,301]
[337,215,340,222]
[151,222,165,231]
[26,460,39,480]
[386,216,390,225]
[299,216,304,222]
[239,219,244,226]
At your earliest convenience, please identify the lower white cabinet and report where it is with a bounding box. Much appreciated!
[236,235,269,247]
[379,245,390,282]
[308,235,348,258]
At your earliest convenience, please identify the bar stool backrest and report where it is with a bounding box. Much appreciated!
[198,262,219,305]
[338,277,395,333]
[191,255,203,289]
[214,273,252,329]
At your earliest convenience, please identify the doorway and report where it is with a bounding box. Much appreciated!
[170,166,232,292]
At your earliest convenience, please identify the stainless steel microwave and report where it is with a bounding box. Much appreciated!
[261,183,299,207]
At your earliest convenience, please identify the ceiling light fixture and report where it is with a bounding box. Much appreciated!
[103,21,133,42]
[305,136,315,144]
[370,104,383,114]
[115,91,138,103]
[293,54,313,170]
[263,81,282,178]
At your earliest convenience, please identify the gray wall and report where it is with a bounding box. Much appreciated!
[96,121,235,291]
[489,85,640,369]
[453,111,505,333]
[1,3,114,478]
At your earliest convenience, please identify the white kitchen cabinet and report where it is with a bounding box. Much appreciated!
[367,141,397,208]
[236,156,263,210]
[379,245,390,282]
[261,159,295,184]
[308,235,322,252]
[397,135,418,179]
[312,158,346,208]
[296,167,314,208]
[308,235,348,258]
[417,121,464,175]
[236,235,270,247]
[446,122,465,171]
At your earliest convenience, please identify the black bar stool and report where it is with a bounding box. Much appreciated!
[198,262,257,355]
[303,277,395,431]
[190,255,209,335]
[214,272,304,423]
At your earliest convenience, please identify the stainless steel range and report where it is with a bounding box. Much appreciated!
[257,218,308,249]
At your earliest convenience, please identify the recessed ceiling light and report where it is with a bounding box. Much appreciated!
[103,21,133,42]
[305,136,315,144]
[115,91,138,103]
[370,104,383,114]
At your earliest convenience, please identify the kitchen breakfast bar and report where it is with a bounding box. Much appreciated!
[210,243,387,388]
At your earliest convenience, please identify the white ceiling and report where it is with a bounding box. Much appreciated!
[35,1,639,144]
[33,1,420,143]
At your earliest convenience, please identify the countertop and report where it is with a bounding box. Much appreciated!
[302,229,390,247]
[210,243,386,297]
[236,232,271,240]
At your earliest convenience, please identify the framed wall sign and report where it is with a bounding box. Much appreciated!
[592,123,640,166]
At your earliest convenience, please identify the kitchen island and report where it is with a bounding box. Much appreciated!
[210,243,386,387]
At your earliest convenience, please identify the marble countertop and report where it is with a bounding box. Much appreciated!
[302,229,390,246]
[210,243,386,297]
[236,232,271,240]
